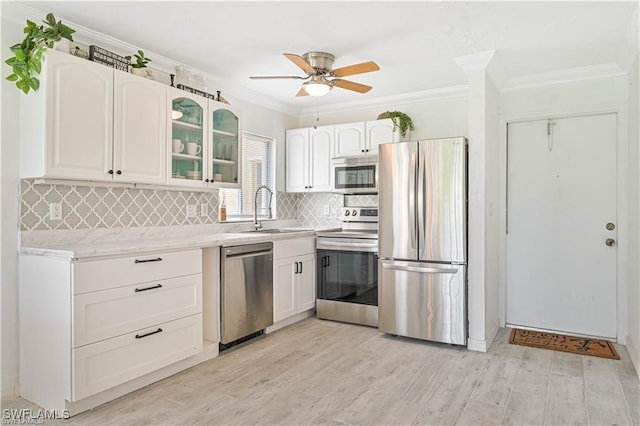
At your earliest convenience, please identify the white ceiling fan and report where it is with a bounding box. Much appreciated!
[249,52,380,97]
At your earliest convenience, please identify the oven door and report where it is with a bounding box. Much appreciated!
[316,238,379,306]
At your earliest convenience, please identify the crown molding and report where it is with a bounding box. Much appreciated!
[502,63,627,92]
[0,2,300,117]
[453,50,497,73]
[299,85,468,118]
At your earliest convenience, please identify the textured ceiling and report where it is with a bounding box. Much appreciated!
[18,1,640,110]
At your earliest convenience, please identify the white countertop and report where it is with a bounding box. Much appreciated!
[20,226,339,260]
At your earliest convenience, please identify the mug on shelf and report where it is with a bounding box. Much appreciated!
[186,142,202,156]
[172,139,184,153]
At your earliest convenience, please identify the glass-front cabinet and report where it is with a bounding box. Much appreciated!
[167,88,241,188]
[168,91,206,186]
[210,106,240,188]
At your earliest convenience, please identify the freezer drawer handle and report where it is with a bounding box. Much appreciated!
[382,263,458,274]
[134,257,162,264]
[134,284,163,293]
[135,328,163,339]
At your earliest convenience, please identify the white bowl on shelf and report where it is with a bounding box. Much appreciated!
[186,171,202,180]
[214,173,223,182]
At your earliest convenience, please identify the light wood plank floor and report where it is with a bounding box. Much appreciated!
[4,318,639,425]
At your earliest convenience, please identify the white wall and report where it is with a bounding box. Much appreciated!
[484,74,500,345]
[1,14,21,400]
[238,102,298,192]
[297,97,468,140]
[627,54,640,376]
[498,73,632,346]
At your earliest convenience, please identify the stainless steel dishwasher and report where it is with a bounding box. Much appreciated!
[220,242,273,348]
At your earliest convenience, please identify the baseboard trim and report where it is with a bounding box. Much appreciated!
[467,319,500,353]
[627,334,640,379]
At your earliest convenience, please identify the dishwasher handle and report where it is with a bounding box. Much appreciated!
[224,242,273,259]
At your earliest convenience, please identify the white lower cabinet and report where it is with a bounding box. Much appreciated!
[19,248,206,412]
[73,274,202,347]
[72,314,202,401]
[273,237,316,323]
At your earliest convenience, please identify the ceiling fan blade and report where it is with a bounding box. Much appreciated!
[249,75,307,80]
[296,87,309,97]
[332,79,372,93]
[283,53,316,74]
[331,61,380,77]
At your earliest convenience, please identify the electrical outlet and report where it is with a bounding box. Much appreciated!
[49,203,62,221]
[323,205,330,216]
[200,203,209,217]
[186,204,197,218]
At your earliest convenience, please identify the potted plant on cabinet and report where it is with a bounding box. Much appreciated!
[4,13,75,94]
[126,50,152,77]
[377,111,415,139]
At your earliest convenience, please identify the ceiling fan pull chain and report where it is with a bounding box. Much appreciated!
[314,97,320,129]
[547,119,556,152]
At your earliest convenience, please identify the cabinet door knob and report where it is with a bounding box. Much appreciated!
[108,169,114,175]
[205,179,209,183]
[116,170,122,175]
[361,149,365,153]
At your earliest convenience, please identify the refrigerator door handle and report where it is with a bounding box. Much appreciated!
[381,262,458,274]
[417,143,425,258]
[409,151,417,250]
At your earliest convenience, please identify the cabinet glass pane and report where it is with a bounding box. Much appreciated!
[211,109,239,184]
[171,97,203,182]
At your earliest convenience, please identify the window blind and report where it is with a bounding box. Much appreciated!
[219,132,275,220]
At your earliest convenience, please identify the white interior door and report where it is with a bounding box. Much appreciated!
[506,113,617,338]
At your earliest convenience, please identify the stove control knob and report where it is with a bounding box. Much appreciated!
[345,210,350,216]
[352,209,358,216]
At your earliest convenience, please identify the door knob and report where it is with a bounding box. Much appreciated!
[606,238,616,247]
[606,223,615,231]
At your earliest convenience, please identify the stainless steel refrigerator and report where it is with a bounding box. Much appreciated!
[378,137,467,345]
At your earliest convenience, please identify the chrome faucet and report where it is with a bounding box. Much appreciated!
[253,185,274,231]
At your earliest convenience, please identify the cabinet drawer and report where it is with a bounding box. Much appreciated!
[273,237,315,260]
[73,274,202,347]
[72,314,202,401]
[73,249,201,294]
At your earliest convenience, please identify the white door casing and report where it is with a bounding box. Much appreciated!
[506,113,618,338]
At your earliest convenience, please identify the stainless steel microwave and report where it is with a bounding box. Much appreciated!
[331,156,378,194]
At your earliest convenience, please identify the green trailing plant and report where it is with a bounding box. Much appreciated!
[126,50,151,69]
[378,111,415,138]
[5,13,75,94]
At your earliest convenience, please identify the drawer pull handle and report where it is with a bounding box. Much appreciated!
[134,257,163,264]
[135,328,163,339]
[134,284,163,293]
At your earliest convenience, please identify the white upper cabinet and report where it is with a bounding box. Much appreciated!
[20,50,114,180]
[334,122,366,157]
[309,126,333,192]
[285,125,333,193]
[365,118,399,155]
[113,72,167,184]
[20,50,169,184]
[333,119,399,158]
[285,128,308,193]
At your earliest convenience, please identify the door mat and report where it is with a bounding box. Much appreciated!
[509,328,619,360]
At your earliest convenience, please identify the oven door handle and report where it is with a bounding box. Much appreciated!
[317,241,378,252]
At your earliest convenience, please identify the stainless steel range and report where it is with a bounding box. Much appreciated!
[316,207,378,327]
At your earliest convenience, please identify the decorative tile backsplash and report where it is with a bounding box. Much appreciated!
[20,180,297,231]
[19,180,375,231]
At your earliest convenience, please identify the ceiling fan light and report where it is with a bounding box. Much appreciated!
[303,81,332,97]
